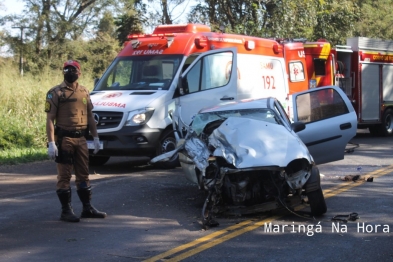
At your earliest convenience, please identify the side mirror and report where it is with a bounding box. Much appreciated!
[291,121,306,133]
[176,76,189,97]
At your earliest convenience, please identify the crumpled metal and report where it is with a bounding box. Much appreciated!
[208,117,312,169]
[184,136,210,172]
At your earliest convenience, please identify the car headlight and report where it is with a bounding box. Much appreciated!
[125,107,155,126]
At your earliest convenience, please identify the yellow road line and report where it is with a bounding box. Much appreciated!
[143,220,254,262]
[144,165,393,262]
[322,165,393,198]
[165,216,280,262]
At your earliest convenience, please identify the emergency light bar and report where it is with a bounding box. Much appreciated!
[273,38,307,44]
[126,33,176,48]
[153,24,211,34]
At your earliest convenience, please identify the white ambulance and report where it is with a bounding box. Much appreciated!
[88,24,309,167]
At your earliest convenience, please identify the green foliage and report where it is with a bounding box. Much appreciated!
[313,0,359,44]
[97,11,117,38]
[0,147,48,165]
[354,0,393,39]
[186,0,362,44]
[115,3,145,45]
[0,120,36,149]
[115,12,145,44]
[86,33,121,78]
[268,0,317,39]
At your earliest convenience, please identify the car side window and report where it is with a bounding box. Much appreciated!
[184,51,233,94]
[296,88,349,123]
[186,60,201,93]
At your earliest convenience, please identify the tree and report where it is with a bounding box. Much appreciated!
[264,0,316,39]
[187,0,265,35]
[8,0,117,57]
[312,0,359,45]
[0,0,121,74]
[115,0,145,44]
[97,11,117,38]
[186,0,360,44]
[353,0,393,39]
[143,0,192,30]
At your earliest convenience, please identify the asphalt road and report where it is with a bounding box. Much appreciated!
[0,130,392,262]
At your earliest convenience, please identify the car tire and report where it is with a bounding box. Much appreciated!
[379,108,393,137]
[89,155,110,166]
[154,129,179,169]
[307,188,327,216]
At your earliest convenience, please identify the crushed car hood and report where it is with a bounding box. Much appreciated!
[208,117,313,168]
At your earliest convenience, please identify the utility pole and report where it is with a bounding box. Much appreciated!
[12,26,28,76]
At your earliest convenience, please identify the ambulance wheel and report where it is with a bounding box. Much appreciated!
[307,188,327,216]
[154,129,179,169]
[89,155,110,166]
[380,108,393,136]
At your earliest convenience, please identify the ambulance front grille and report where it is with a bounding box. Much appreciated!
[93,111,123,129]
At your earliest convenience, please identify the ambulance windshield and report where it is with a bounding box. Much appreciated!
[94,55,183,91]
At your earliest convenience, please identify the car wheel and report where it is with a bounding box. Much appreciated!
[379,108,393,136]
[89,155,110,166]
[154,129,179,169]
[307,188,327,216]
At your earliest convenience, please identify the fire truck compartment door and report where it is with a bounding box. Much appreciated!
[361,64,380,121]
[383,64,393,101]
[176,47,238,126]
[291,86,357,165]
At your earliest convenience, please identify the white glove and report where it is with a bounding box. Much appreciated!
[93,137,100,154]
[48,141,58,160]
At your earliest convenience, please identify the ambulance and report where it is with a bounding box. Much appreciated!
[88,24,310,167]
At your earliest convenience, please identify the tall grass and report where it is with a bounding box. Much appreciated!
[0,59,95,165]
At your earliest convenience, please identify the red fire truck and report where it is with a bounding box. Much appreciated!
[302,37,393,136]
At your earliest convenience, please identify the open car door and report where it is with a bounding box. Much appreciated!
[174,47,238,127]
[291,85,357,165]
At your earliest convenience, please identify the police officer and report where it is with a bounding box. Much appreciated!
[45,60,106,222]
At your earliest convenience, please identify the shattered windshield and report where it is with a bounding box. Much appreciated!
[94,55,183,91]
[192,108,281,135]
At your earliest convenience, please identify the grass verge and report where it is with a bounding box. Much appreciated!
[0,147,48,165]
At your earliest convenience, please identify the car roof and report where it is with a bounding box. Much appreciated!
[199,97,274,113]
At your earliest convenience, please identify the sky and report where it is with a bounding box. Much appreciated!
[1,0,25,35]
[0,0,25,56]
[0,0,24,17]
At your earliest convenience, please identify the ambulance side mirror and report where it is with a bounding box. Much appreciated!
[176,76,189,97]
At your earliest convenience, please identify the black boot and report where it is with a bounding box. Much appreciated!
[56,189,80,222]
[77,186,107,218]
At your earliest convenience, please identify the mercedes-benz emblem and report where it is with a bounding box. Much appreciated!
[93,113,100,125]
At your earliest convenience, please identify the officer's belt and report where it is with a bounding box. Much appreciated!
[57,128,87,138]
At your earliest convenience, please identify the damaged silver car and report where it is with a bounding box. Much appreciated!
[152,86,357,228]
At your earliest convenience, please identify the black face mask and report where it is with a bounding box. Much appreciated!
[64,73,79,83]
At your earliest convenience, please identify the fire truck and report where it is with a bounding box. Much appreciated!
[88,24,311,167]
[301,37,393,136]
